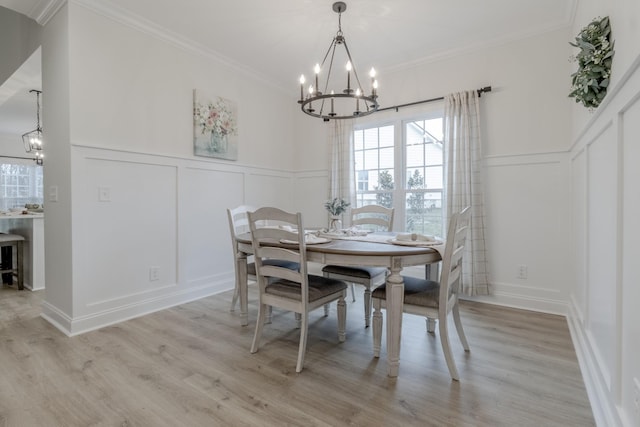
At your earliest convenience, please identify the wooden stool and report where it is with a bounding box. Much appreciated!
[0,234,25,290]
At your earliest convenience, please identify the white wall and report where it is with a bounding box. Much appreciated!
[41,3,73,319]
[40,3,298,334]
[294,28,574,314]
[0,133,35,160]
[567,1,640,426]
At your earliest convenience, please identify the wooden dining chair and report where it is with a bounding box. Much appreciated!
[371,206,472,381]
[248,207,348,373]
[227,206,299,319]
[322,204,394,327]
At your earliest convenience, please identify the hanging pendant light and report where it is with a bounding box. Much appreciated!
[297,2,379,121]
[22,89,43,161]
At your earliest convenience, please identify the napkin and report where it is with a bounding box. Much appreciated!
[342,227,370,236]
[280,233,329,245]
[304,234,328,244]
[393,233,446,257]
[395,233,437,243]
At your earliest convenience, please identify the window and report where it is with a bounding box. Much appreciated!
[353,111,445,236]
[0,163,44,211]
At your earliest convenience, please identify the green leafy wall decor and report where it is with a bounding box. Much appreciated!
[569,16,614,109]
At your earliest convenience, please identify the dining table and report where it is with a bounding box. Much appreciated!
[234,230,443,378]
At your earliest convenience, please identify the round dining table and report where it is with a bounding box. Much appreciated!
[234,232,442,377]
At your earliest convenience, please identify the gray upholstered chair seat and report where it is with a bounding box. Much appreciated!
[321,265,387,279]
[266,275,348,302]
[322,204,394,327]
[248,206,348,373]
[371,276,439,309]
[227,205,301,325]
[372,206,472,381]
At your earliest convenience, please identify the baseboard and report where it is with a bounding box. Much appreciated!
[463,281,568,315]
[41,281,234,337]
[566,297,623,427]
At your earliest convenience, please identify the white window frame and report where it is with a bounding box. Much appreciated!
[352,103,445,236]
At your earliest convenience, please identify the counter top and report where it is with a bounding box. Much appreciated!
[0,212,44,219]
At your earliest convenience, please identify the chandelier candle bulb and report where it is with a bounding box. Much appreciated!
[314,64,321,94]
[346,61,352,93]
[299,75,305,100]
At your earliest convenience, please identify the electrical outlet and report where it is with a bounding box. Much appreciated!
[149,267,160,281]
[517,264,528,279]
[98,186,111,202]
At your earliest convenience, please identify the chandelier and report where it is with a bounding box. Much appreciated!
[22,89,44,164]
[298,2,379,121]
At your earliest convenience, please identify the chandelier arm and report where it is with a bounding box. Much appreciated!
[319,41,340,116]
[341,39,371,113]
[316,37,338,117]
[342,39,365,95]
[323,42,338,95]
[319,38,336,71]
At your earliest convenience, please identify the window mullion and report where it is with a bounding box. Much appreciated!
[395,119,405,231]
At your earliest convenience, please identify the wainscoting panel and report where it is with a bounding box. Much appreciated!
[180,167,244,286]
[570,148,587,324]
[293,171,329,229]
[481,152,571,314]
[567,53,640,427]
[62,145,294,335]
[586,123,618,390]
[620,92,640,426]
[75,156,179,312]
[246,172,294,212]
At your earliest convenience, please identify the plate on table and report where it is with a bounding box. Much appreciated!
[280,236,332,245]
[387,238,443,247]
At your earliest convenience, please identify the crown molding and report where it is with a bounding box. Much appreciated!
[384,20,573,77]
[29,0,66,25]
[70,0,288,94]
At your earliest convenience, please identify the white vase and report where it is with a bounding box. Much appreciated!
[329,215,342,231]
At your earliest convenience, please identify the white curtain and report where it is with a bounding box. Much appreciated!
[444,91,490,296]
[328,120,355,210]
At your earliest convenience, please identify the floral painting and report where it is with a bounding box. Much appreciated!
[193,90,238,160]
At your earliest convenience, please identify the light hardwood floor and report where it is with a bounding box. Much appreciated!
[0,284,595,426]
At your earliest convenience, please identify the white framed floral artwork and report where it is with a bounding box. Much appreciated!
[193,89,238,160]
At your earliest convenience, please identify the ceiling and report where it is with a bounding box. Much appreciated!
[0,0,576,135]
[0,48,41,136]
[88,0,577,89]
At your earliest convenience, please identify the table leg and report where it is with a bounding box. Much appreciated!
[425,263,437,333]
[236,253,249,326]
[386,259,404,377]
[425,262,440,280]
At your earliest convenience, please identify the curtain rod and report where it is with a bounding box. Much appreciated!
[376,86,492,113]
[0,155,39,161]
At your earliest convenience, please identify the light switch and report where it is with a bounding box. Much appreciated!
[48,185,58,202]
[98,186,111,202]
